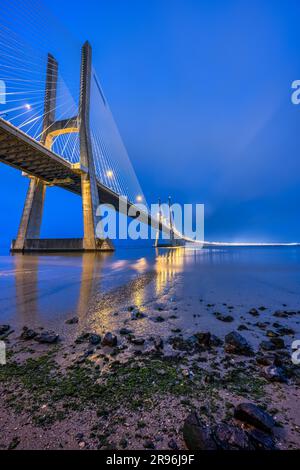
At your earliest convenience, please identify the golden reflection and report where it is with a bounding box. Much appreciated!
[154,248,185,296]
[76,252,112,323]
[13,254,39,323]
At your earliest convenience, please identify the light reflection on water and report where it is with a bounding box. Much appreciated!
[0,247,299,340]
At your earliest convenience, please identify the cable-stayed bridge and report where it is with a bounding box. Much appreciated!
[0,1,189,252]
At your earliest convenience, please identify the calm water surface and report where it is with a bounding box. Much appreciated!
[0,247,299,344]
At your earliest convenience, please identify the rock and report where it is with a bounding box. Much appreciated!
[238,324,249,331]
[127,305,136,312]
[0,325,10,335]
[143,440,155,449]
[273,311,289,318]
[131,311,146,320]
[213,423,253,450]
[258,306,267,311]
[65,317,78,325]
[249,308,259,317]
[266,330,279,338]
[256,354,272,366]
[130,337,145,346]
[183,413,217,450]
[270,337,285,349]
[119,438,128,449]
[255,322,269,330]
[89,333,101,345]
[262,365,288,383]
[195,332,211,347]
[75,332,90,343]
[234,403,276,434]
[35,331,59,344]
[277,327,295,336]
[168,439,178,450]
[119,328,133,335]
[210,335,223,347]
[151,316,165,323]
[215,313,234,323]
[195,332,222,348]
[260,340,276,351]
[102,332,117,347]
[247,428,276,450]
[224,332,254,356]
[20,327,37,340]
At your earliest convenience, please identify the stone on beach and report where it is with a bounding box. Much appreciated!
[20,326,37,340]
[214,313,234,323]
[262,365,288,383]
[65,317,79,325]
[234,403,276,434]
[183,412,217,450]
[88,333,101,345]
[35,331,59,344]
[102,332,118,347]
[224,331,254,356]
[0,325,10,335]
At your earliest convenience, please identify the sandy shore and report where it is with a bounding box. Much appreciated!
[1,265,300,450]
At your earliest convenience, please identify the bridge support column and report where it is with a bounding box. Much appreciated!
[13,176,46,252]
[79,41,114,252]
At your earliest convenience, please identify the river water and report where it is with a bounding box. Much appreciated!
[0,246,300,346]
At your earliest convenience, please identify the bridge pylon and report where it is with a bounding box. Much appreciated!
[155,197,185,248]
[11,42,114,253]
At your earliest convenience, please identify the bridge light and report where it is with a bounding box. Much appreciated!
[24,103,32,110]
[106,170,113,178]
[136,195,143,203]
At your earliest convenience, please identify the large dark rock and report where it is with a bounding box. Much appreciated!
[224,332,254,356]
[234,403,276,434]
[102,332,117,347]
[183,413,217,450]
[20,327,37,340]
[213,423,253,450]
[247,428,277,450]
[35,331,59,344]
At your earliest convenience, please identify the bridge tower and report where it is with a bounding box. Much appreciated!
[155,197,184,248]
[12,42,114,253]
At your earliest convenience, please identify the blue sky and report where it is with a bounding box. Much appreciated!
[1,0,300,250]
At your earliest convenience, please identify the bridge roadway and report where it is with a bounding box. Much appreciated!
[0,117,168,235]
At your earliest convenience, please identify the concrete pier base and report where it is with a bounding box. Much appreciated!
[11,238,114,253]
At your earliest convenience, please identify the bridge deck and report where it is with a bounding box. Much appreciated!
[0,118,164,232]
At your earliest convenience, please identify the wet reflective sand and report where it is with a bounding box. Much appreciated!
[0,246,300,345]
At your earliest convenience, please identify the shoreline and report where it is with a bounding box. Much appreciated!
[1,280,300,450]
